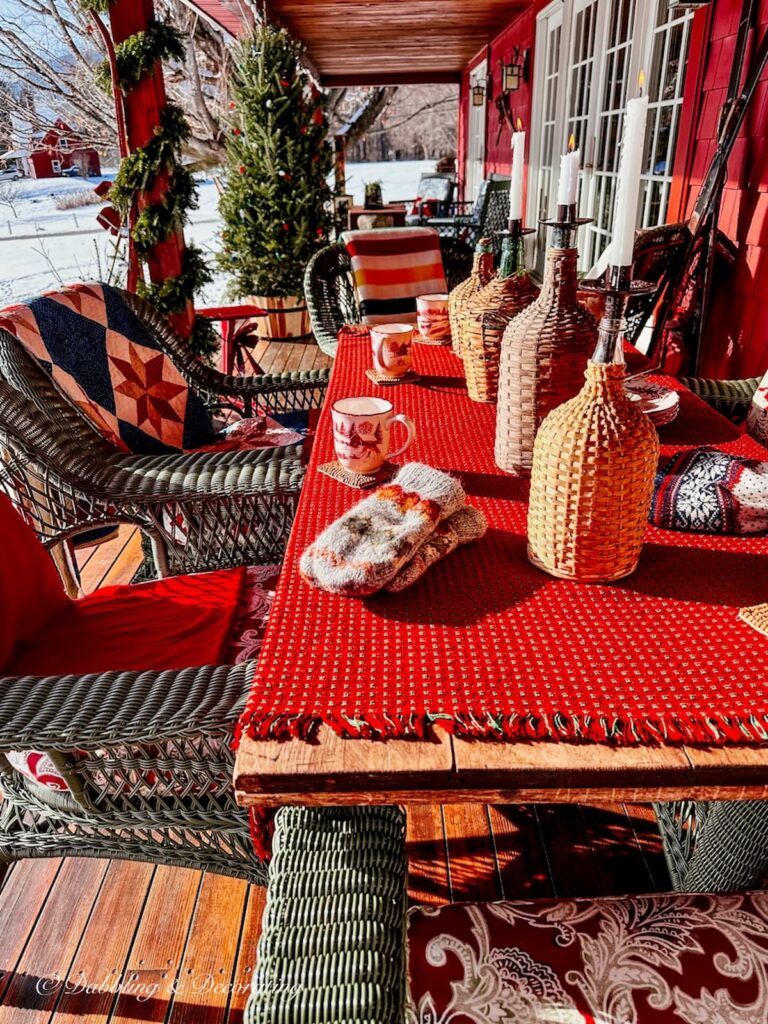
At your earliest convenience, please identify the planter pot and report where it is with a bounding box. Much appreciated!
[247,294,311,341]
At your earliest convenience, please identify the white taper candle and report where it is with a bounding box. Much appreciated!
[612,83,649,266]
[509,127,525,221]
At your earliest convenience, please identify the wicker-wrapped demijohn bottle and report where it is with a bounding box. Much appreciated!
[495,224,597,475]
[526,289,659,583]
[462,228,538,404]
[449,236,495,357]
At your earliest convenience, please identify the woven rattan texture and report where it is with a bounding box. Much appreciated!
[448,248,495,357]
[527,362,660,582]
[495,248,598,473]
[739,603,768,638]
[365,367,421,386]
[318,460,396,490]
[238,331,768,746]
[463,274,539,404]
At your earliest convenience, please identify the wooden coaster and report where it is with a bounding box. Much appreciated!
[364,368,421,386]
[318,460,396,490]
[739,603,768,638]
[413,333,452,346]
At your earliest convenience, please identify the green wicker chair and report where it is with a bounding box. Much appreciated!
[0,289,329,576]
[0,661,267,883]
[245,806,407,1023]
[679,375,762,423]
[304,234,473,357]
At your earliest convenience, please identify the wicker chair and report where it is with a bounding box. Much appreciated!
[0,288,329,576]
[679,374,762,423]
[304,235,473,357]
[0,661,266,883]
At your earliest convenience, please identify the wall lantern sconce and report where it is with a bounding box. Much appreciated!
[471,79,486,106]
[500,47,529,93]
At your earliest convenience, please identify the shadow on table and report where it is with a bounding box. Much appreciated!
[416,373,466,393]
[451,470,530,502]
[369,527,547,627]
[620,542,767,608]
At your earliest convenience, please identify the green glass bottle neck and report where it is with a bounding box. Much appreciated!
[498,234,526,279]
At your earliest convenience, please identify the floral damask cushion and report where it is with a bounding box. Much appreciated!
[407,891,768,1024]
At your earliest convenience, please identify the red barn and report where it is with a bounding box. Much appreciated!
[28,120,101,179]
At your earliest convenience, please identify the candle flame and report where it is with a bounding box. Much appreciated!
[638,69,645,95]
[516,117,523,131]
[568,134,576,153]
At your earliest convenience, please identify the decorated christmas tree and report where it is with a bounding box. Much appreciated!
[218,23,333,300]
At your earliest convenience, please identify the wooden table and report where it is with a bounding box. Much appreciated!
[234,336,768,810]
[347,204,407,229]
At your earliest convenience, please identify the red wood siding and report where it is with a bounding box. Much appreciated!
[683,0,768,379]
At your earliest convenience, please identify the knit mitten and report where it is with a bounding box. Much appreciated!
[300,463,465,595]
[385,505,487,592]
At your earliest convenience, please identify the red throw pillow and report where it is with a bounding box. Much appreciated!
[0,494,70,671]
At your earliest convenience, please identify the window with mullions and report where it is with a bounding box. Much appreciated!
[528,0,694,274]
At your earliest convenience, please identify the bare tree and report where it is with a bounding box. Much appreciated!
[0,0,230,164]
[0,181,23,219]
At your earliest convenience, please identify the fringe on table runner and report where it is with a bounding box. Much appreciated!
[234,708,768,748]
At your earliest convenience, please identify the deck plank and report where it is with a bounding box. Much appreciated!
[50,861,155,1024]
[108,865,202,1024]
[406,805,451,906]
[0,858,108,1021]
[488,805,553,901]
[0,860,63,997]
[225,886,267,1024]
[166,874,250,1024]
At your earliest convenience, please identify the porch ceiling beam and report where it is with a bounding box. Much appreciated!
[322,71,463,87]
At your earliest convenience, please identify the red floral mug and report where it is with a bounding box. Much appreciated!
[332,396,416,474]
[416,293,450,342]
[370,323,414,378]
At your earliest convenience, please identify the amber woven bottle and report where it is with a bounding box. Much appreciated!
[462,233,538,404]
[494,246,597,474]
[449,236,495,357]
[526,324,660,582]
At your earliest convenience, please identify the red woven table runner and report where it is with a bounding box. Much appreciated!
[237,329,768,746]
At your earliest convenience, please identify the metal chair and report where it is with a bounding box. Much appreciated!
[403,172,456,225]
[304,234,473,357]
[425,175,511,253]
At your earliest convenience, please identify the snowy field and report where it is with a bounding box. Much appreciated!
[0,159,435,307]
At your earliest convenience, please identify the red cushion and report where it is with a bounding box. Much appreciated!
[408,891,768,1023]
[8,566,247,676]
[0,493,70,670]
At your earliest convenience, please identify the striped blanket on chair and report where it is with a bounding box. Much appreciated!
[341,227,447,324]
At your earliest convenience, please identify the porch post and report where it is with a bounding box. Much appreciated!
[107,0,194,338]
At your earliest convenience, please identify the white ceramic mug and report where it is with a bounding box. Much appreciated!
[416,293,450,342]
[370,323,414,378]
[332,396,416,474]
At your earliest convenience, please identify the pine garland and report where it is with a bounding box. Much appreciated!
[95,21,185,96]
[78,0,216,357]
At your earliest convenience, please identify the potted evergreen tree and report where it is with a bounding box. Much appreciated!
[218,23,333,339]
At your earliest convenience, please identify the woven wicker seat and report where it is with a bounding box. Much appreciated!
[679,374,762,422]
[0,288,329,577]
[424,176,511,254]
[304,235,473,357]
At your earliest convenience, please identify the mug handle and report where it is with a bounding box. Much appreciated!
[386,413,416,459]
[372,334,387,372]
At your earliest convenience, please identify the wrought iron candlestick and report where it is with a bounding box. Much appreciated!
[494,207,597,475]
[462,219,538,404]
[527,263,660,582]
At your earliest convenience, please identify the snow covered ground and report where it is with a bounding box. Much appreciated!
[0,159,436,308]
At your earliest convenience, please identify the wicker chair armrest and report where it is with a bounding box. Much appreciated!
[427,215,474,227]
[0,662,254,752]
[680,375,761,414]
[101,442,306,501]
[117,290,329,407]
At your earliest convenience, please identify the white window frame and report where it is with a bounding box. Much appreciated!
[59,137,71,152]
[465,59,488,202]
[51,159,61,174]
[527,0,694,273]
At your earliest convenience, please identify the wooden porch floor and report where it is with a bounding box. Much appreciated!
[0,336,670,1023]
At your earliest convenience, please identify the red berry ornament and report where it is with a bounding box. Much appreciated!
[279,78,290,87]
[282,221,290,231]
[228,101,236,109]
[238,165,246,174]
[232,128,242,136]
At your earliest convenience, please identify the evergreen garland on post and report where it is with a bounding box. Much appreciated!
[217,23,333,300]
[82,0,217,358]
